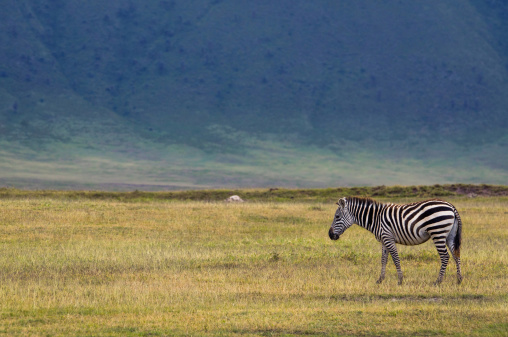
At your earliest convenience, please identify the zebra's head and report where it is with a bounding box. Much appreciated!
[329,197,354,240]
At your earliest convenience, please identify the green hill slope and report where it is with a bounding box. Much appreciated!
[1,0,507,189]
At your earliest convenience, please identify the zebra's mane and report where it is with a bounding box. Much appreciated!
[346,196,381,207]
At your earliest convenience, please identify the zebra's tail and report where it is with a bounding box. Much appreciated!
[453,208,462,258]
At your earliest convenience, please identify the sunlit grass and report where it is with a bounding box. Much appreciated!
[0,197,506,336]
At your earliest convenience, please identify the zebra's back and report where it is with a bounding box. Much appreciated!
[383,199,456,246]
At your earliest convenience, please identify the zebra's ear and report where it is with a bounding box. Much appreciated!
[336,197,346,208]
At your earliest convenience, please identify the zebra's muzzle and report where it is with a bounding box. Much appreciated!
[329,227,340,240]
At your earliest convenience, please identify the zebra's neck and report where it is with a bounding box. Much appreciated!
[347,197,383,232]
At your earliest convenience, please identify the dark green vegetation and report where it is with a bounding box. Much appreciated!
[1,1,507,188]
[1,184,506,203]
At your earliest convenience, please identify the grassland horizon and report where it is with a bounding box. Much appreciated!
[0,188,506,336]
[1,183,507,202]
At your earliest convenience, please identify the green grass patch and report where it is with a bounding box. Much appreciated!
[0,184,507,203]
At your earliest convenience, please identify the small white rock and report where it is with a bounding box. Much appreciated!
[226,195,244,202]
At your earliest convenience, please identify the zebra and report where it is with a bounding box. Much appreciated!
[328,197,462,285]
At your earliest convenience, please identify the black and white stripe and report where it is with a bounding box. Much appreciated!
[328,197,462,285]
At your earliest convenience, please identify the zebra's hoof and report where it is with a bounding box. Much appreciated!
[376,278,384,284]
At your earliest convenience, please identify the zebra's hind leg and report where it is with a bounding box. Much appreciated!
[432,236,450,285]
[446,238,462,284]
[376,244,388,284]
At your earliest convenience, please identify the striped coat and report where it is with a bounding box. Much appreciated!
[328,197,462,285]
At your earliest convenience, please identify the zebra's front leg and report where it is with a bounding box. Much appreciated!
[382,237,403,285]
[376,244,388,284]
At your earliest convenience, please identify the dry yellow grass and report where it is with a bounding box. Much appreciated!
[0,197,506,336]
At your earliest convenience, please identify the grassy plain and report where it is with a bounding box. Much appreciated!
[0,195,507,336]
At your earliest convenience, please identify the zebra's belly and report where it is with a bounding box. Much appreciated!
[394,230,430,245]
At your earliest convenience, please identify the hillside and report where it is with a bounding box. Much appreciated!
[1,0,507,189]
